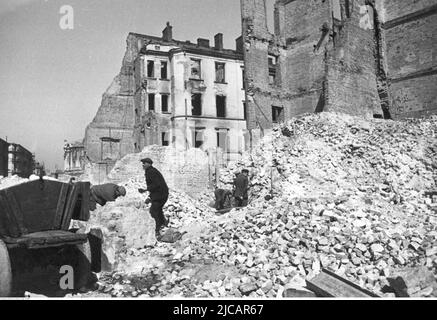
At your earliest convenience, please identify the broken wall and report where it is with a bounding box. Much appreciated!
[325,0,382,117]
[380,0,437,118]
[84,35,138,164]
[107,145,209,198]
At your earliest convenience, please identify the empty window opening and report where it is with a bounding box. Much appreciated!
[161,94,169,112]
[161,132,169,146]
[161,61,168,79]
[215,62,225,83]
[243,102,247,120]
[194,129,204,148]
[191,93,202,116]
[147,60,154,78]
[272,106,284,123]
[148,94,155,111]
[268,55,277,66]
[269,71,276,85]
[268,55,277,85]
[216,96,226,118]
[190,59,201,79]
[216,130,228,150]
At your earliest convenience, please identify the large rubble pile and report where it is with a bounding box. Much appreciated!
[86,112,437,298]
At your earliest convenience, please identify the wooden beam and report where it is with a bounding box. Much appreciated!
[306,268,379,298]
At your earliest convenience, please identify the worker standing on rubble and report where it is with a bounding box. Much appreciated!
[138,158,169,238]
[90,183,126,211]
[233,169,249,207]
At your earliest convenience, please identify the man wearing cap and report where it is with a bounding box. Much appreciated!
[90,183,126,211]
[233,169,249,207]
[138,158,169,237]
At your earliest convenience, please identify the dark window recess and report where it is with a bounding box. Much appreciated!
[272,106,284,123]
[161,95,169,112]
[162,132,169,146]
[148,94,155,111]
[216,131,227,149]
[161,61,167,79]
[191,93,202,116]
[243,102,247,120]
[194,130,204,148]
[135,108,138,116]
[215,62,225,83]
[147,60,154,78]
[216,96,226,118]
[191,59,201,79]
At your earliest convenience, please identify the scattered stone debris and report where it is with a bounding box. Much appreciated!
[10,112,437,298]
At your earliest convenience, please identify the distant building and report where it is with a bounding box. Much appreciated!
[6,143,34,178]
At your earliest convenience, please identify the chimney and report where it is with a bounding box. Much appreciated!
[162,22,172,42]
[197,38,210,48]
[235,36,243,52]
[214,33,223,50]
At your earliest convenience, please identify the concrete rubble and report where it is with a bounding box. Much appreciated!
[75,111,437,298]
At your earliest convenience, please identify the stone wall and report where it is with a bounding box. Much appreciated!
[107,145,209,198]
[241,0,437,131]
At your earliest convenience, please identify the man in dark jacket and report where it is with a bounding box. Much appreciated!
[90,183,126,211]
[233,169,249,207]
[138,158,169,236]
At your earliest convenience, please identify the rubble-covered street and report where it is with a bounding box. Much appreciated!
[6,112,433,298]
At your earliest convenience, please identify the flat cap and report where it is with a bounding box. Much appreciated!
[140,157,153,164]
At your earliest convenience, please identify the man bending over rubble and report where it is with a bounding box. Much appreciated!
[138,157,169,238]
[90,183,126,211]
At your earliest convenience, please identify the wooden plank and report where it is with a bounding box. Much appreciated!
[2,230,87,249]
[61,184,79,230]
[306,268,379,298]
[54,183,70,229]
[0,192,21,237]
[4,189,27,235]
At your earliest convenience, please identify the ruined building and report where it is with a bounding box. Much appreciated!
[63,140,85,176]
[81,23,246,177]
[241,0,437,140]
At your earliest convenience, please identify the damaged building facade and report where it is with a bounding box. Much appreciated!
[82,23,246,176]
[241,0,437,142]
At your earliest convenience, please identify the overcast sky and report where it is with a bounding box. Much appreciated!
[0,0,275,171]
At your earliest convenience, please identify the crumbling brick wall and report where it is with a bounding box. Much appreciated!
[241,0,436,132]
